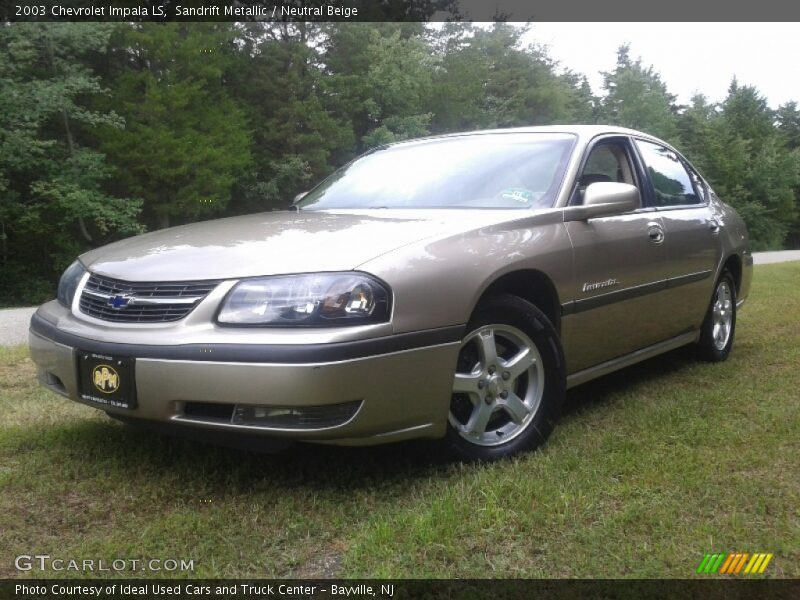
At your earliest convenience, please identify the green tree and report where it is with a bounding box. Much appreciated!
[717,82,798,249]
[563,72,600,124]
[600,44,679,142]
[99,23,251,228]
[676,94,718,171]
[359,28,435,147]
[5,21,800,306]
[776,101,800,150]
[774,101,800,245]
[720,78,775,147]
[227,23,352,212]
[428,24,594,133]
[0,23,141,305]
[320,23,434,151]
[679,82,800,249]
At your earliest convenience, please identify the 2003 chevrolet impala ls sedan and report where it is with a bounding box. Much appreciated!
[30,125,752,460]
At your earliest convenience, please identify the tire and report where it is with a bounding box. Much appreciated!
[696,271,737,362]
[444,293,565,462]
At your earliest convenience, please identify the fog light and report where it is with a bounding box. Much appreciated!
[231,401,361,429]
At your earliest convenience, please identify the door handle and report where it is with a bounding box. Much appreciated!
[708,219,721,234]
[647,223,665,244]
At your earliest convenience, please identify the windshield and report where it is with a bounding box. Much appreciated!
[297,133,576,210]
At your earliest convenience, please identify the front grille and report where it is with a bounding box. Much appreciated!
[79,273,220,323]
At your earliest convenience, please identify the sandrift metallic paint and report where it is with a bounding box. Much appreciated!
[29,125,752,446]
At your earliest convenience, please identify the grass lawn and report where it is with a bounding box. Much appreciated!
[1,263,798,579]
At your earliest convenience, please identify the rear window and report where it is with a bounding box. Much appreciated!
[636,139,703,206]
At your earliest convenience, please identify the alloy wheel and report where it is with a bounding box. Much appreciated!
[712,280,734,351]
[448,324,544,447]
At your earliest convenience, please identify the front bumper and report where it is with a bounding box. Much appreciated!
[29,304,462,446]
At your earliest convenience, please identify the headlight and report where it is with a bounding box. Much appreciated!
[57,261,86,308]
[216,272,391,327]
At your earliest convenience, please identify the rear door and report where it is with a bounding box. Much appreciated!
[563,136,670,372]
[633,139,721,336]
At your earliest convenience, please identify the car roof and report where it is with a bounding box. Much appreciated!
[388,125,666,147]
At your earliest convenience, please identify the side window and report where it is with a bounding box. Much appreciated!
[636,140,702,207]
[583,145,621,183]
[576,141,638,205]
[686,165,708,203]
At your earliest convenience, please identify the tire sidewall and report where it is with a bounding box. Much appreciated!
[444,294,565,462]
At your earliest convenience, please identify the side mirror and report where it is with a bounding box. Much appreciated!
[293,191,308,204]
[563,182,640,222]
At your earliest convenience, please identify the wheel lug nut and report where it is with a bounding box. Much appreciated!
[485,395,493,404]
[488,366,496,375]
[502,371,510,380]
[500,391,508,399]
[478,380,485,389]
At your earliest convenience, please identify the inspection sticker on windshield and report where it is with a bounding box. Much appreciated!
[498,188,533,203]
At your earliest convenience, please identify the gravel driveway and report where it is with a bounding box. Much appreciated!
[0,306,37,347]
[752,250,800,265]
[2,251,798,347]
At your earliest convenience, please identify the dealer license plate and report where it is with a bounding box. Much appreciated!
[77,351,137,409]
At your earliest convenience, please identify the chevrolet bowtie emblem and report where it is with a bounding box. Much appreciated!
[108,294,133,309]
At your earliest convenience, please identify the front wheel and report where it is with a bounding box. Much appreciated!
[444,294,565,462]
[696,271,737,362]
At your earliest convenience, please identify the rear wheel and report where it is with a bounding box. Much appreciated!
[444,294,565,462]
[696,271,737,362]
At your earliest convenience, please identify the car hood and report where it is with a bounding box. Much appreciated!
[80,209,527,282]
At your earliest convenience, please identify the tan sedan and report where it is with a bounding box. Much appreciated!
[29,126,752,460]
